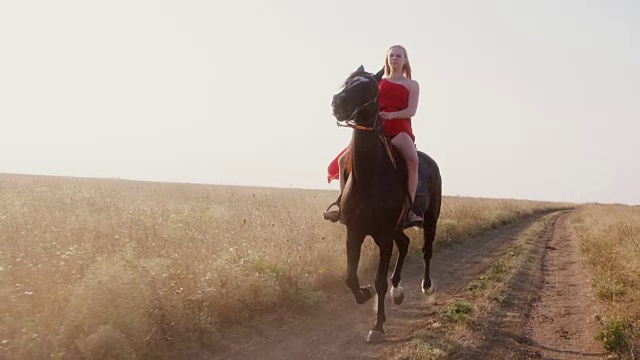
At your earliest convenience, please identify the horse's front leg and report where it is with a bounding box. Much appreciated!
[368,233,393,343]
[345,227,373,304]
[390,231,410,305]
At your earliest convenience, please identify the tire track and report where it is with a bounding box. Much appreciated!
[463,212,608,359]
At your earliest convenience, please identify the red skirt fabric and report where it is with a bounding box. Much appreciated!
[382,119,415,142]
[327,145,349,183]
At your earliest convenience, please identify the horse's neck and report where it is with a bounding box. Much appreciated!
[351,129,381,185]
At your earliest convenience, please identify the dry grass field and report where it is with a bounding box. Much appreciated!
[0,173,571,359]
[570,204,640,357]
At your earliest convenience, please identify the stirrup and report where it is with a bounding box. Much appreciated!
[323,209,341,223]
[406,211,423,227]
[405,202,424,228]
[322,198,344,224]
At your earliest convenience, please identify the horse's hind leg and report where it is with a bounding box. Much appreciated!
[345,228,373,304]
[422,201,440,295]
[368,234,394,343]
[390,231,409,305]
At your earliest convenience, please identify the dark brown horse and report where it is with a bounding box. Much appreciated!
[330,66,442,342]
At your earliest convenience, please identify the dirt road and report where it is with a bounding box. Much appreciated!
[203,211,607,360]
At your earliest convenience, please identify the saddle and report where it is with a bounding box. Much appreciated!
[323,133,428,230]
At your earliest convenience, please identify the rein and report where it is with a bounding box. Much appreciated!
[335,95,380,131]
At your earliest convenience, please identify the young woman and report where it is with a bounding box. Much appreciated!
[324,44,423,226]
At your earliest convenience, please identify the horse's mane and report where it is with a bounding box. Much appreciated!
[341,67,384,89]
[341,69,369,88]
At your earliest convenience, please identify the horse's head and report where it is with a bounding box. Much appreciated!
[332,66,384,126]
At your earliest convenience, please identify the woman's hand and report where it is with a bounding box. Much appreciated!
[379,111,394,120]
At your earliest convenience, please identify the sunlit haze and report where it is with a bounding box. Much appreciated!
[1,0,638,204]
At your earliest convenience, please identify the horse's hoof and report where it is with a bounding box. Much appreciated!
[391,285,405,305]
[367,330,385,344]
[422,279,435,295]
[355,285,374,304]
[361,285,374,300]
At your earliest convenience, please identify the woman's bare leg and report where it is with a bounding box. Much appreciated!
[323,148,350,223]
[338,149,349,194]
[390,133,419,202]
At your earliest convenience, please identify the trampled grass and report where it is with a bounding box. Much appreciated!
[0,173,568,359]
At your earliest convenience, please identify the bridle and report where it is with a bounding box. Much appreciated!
[333,72,399,178]
[335,74,381,131]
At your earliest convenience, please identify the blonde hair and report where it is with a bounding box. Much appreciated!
[384,45,412,79]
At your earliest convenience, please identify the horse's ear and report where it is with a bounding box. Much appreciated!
[373,67,384,82]
[356,65,365,73]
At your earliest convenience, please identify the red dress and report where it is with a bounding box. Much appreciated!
[326,78,415,183]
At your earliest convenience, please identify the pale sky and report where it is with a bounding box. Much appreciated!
[1,0,639,205]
